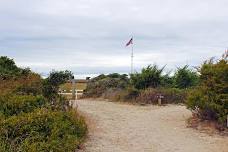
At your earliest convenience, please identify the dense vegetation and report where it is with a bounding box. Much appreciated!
[187,53,228,125]
[174,65,199,89]
[84,73,129,98]
[84,52,227,126]
[0,56,87,152]
[130,65,165,89]
[84,64,196,104]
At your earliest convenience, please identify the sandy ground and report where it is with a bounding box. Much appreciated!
[75,100,228,152]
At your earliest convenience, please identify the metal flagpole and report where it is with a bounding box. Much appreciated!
[131,40,133,74]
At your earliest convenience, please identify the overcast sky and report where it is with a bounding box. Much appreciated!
[0,0,227,77]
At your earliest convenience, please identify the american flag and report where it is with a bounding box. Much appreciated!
[126,38,133,47]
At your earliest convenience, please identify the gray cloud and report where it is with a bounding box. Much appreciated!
[0,0,227,76]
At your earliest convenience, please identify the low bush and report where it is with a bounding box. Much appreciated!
[0,73,42,96]
[84,72,188,104]
[84,64,200,105]
[135,88,187,104]
[0,95,47,117]
[0,108,87,152]
[15,73,42,96]
[101,87,186,104]
[101,88,124,101]
[84,73,129,98]
[102,87,139,102]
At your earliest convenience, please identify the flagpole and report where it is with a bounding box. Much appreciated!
[126,37,134,74]
[131,39,133,74]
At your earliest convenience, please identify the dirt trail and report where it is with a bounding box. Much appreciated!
[75,100,228,152]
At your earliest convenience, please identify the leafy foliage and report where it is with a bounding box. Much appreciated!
[0,56,87,152]
[160,73,174,88]
[187,53,228,125]
[0,57,42,96]
[84,65,191,104]
[0,109,87,152]
[0,95,46,117]
[0,56,30,80]
[174,65,199,89]
[42,70,73,107]
[130,65,164,89]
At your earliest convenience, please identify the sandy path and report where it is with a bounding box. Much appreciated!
[75,100,228,152]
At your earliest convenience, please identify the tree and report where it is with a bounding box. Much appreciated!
[174,65,199,89]
[42,70,73,107]
[160,72,174,88]
[130,65,164,89]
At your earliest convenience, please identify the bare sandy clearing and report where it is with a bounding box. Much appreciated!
[75,100,228,152]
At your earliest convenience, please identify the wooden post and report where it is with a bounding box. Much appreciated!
[75,90,78,100]
[158,94,164,106]
[158,98,162,106]
[72,79,76,100]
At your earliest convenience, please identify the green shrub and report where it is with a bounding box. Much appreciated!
[0,56,31,80]
[0,108,87,152]
[42,70,73,105]
[160,73,174,88]
[187,53,228,125]
[84,71,188,105]
[130,65,164,89]
[174,65,199,89]
[0,95,47,117]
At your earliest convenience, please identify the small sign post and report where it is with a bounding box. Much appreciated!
[157,94,164,106]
